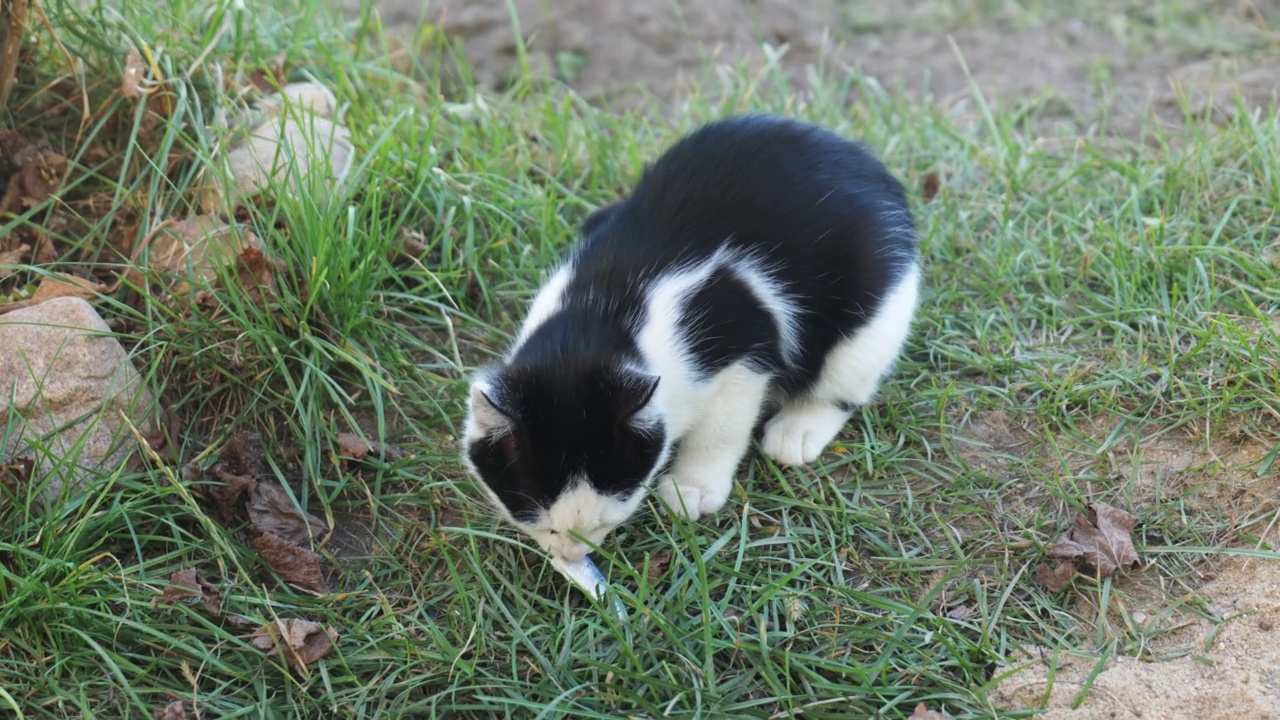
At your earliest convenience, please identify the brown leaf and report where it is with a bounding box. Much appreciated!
[18,149,67,207]
[388,228,429,264]
[247,50,288,94]
[1046,502,1141,578]
[920,171,941,203]
[249,618,338,670]
[251,530,329,594]
[152,700,188,720]
[249,480,328,546]
[143,405,184,464]
[908,703,952,720]
[1,456,34,497]
[0,243,30,280]
[1035,560,1077,592]
[218,430,268,479]
[647,550,671,583]
[34,233,57,264]
[31,271,107,301]
[153,567,223,616]
[121,49,148,100]
[207,467,256,525]
[1,175,21,215]
[335,432,407,463]
[0,272,109,316]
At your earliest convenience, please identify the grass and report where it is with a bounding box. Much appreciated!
[2,0,1279,717]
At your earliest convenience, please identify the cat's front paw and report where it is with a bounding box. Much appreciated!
[654,474,705,520]
[654,472,733,520]
[762,404,850,466]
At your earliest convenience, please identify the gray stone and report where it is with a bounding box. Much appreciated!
[0,297,159,503]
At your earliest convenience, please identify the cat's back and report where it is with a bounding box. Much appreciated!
[578,115,914,269]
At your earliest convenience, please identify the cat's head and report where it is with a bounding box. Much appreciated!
[461,358,668,562]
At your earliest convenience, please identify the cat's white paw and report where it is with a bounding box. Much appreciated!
[655,475,704,520]
[654,471,733,520]
[762,404,849,466]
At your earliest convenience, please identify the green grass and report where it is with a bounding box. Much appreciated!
[2,0,1279,718]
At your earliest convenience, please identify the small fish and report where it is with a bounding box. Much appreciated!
[549,554,628,620]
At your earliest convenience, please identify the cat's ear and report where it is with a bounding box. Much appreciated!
[468,381,516,437]
[613,369,660,423]
[582,202,621,236]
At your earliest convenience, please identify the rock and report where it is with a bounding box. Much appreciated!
[198,82,354,216]
[0,296,160,503]
[148,216,265,292]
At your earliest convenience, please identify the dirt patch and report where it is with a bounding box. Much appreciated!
[371,0,1280,134]
[992,537,1280,719]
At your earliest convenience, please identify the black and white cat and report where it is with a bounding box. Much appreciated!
[462,114,921,565]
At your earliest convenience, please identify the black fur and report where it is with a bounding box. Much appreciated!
[466,114,917,519]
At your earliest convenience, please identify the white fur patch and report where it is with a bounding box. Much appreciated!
[523,475,644,561]
[762,261,921,466]
[509,263,573,353]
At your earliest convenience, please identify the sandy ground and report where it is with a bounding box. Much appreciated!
[354,1,1280,716]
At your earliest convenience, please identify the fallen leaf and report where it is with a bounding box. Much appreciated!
[0,175,20,215]
[121,49,148,99]
[944,604,975,621]
[251,530,329,594]
[207,467,256,525]
[1,456,34,497]
[1035,560,1077,592]
[647,550,671,583]
[1046,502,1141,579]
[908,703,952,720]
[0,242,29,280]
[33,271,106,300]
[142,405,184,464]
[152,567,222,616]
[217,430,269,479]
[33,233,57,264]
[335,432,407,463]
[249,618,338,670]
[920,171,941,203]
[152,700,188,720]
[0,272,109,316]
[248,480,328,546]
[18,148,67,207]
[388,228,429,264]
[247,50,288,94]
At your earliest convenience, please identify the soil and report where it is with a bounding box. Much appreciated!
[364,0,1280,134]
[361,1,1280,716]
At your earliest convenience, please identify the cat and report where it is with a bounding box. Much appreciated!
[461,114,921,565]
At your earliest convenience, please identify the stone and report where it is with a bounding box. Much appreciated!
[198,82,353,216]
[0,296,159,503]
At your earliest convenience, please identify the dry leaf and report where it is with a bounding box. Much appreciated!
[908,703,952,720]
[388,228,429,264]
[248,480,328,546]
[247,50,288,94]
[249,618,338,670]
[647,550,671,583]
[0,272,108,316]
[142,405,184,464]
[121,49,147,99]
[218,430,269,479]
[335,432,407,463]
[1046,502,1141,578]
[1035,560,1078,592]
[1,175,20,215]
[920,171,941,203]
[251,530,329,594]
[1,456,34,497]
[0,242,29,280]
[152,700,188,720]
[152,567,222,616]
[207,467,256,525]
